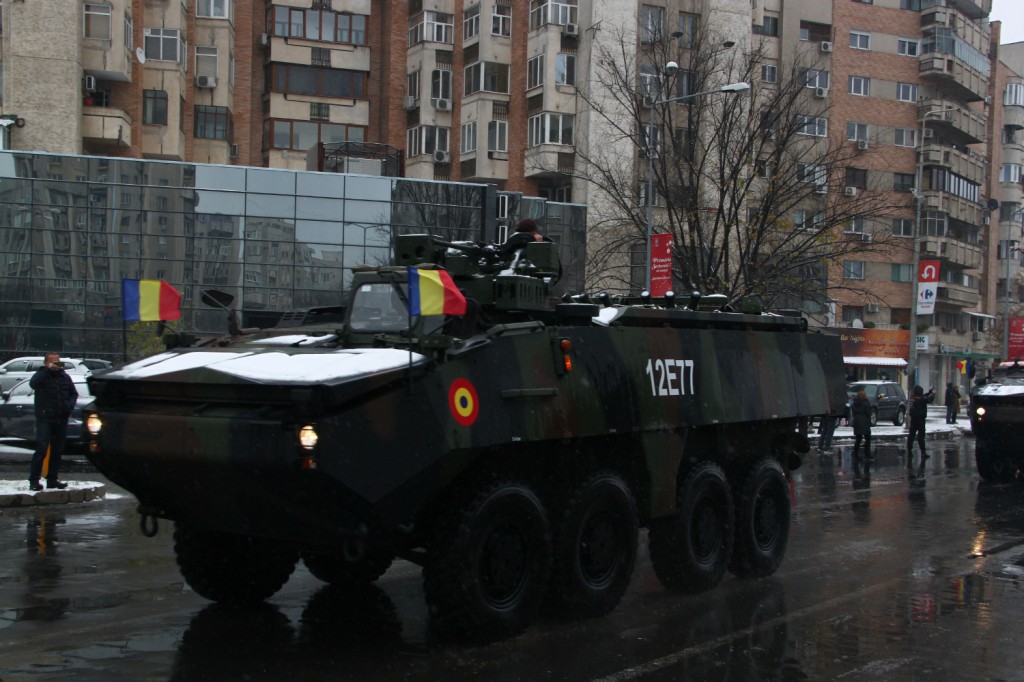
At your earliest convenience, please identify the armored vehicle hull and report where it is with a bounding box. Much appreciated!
[86,236,846,639]
[970,363,1024,481]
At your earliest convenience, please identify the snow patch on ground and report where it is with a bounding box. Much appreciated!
[0,480,105,496]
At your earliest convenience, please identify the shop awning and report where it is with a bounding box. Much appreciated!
[843,356,908,367]
[967,312,997,319]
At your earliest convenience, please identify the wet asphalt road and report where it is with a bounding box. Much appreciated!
[0,436,1023,682]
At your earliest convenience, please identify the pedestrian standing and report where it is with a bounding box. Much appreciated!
[27,352,78,491]
[851,390,873,460]
[906,385,936,467]
[944,381,960,424]
[817,413,838,451]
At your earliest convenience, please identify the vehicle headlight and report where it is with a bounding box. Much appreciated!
[974,406,986,417]
[86,413,103,436]
[298,425,319,450]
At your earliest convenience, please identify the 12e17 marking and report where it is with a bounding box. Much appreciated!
[645,359,695,396]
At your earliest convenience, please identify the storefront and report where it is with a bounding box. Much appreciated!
[823,327,910,385]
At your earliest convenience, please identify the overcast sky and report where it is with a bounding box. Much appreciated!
[992,0,1024,44]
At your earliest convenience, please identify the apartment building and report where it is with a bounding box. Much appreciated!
[0,0,1018,385]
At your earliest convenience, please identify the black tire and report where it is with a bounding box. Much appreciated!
[729,458,791,578]
[976,440,1017,483]
[423,479,552,639]
[893,407,906,426]
[546,471,638,618]
[302,542,394,585]
[648,462,734,593]
[869,408,878,427]
[173,523,298,605]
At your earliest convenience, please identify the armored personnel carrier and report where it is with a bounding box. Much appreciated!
[969,361,1024,482]
[84,234,846,639]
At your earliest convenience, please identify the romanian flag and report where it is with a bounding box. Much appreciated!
[122,279,182,322]
[957,359,967,375]
[407,267,466,317]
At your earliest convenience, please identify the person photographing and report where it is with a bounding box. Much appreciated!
[906,385,935,468]
[27,353,78,491]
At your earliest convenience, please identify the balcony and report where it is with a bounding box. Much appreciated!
[1005,104,1024,131]
[919,99,985,143]
[918,55,988,103]
[921,235,983,270]
[81,106,132,147]
[919,191,984,227]
[918,12,991,103]
[936,280,980,307]
[919,142,986,185]
[525,145,574,180]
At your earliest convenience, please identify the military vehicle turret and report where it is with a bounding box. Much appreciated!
[969,360,1024,481]
[84,234,846,639]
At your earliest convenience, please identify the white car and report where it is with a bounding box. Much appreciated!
[0,357,92,392]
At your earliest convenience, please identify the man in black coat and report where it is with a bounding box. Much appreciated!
[28,353,78,491]
[906,385,935,468]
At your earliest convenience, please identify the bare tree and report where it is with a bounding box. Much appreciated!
[574,22,907,315]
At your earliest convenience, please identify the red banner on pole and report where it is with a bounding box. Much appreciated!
[650,232,674,296]
[1009,318,1024,360]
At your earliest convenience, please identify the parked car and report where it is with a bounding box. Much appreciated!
[846,380,908,426]
[0,357,92,392]
[0,375,94,447]
[81,358,113,371]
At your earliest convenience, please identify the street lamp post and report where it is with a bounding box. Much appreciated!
[908,106,955,387]
[644,68,749,292]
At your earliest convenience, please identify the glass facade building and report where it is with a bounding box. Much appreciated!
[0,152,586,361]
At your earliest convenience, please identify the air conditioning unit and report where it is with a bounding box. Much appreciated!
[84,75,97,92]
[813,185,827,195]
[814,87,829,99]
[820,41,834,53]
[866,302,879,313]
[641,96,655,108]
[562,23,579,36]
[844,186,858,197]
[403,95,418,111]
[861,233,872,242]
[435,98,451,111]
[922,128,934,138]
[983,216,990,225]
[229,144,239,158]
[259,33,270,47]
[196,75,217,89]
[433,149,451,163]
[973,331,983,341]
[857,140,870,151]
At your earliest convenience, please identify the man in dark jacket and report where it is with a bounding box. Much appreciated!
[498,218,551,258]
[27,353,78,491]
[906,385,935,467]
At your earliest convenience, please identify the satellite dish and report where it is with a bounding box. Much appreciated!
[136,47,146,64]
[852,319,864,328]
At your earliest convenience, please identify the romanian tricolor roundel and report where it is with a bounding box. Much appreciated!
[448,378,479,426]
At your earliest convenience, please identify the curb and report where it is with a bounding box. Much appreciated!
[0,482,107,509]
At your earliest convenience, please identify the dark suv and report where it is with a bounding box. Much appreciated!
[846,380,908,426]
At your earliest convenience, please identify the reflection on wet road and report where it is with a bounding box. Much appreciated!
[0,439,1022,681]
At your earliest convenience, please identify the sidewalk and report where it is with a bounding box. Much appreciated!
[828,404,968,444]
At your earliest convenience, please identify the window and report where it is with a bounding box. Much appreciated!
[893,172,915,192]
[409,11,453,45]
[894,128,917,147]
[1005,83,1024,106]
[891,263,914,282]
[799,21,831,43]
[849,76,869,96]
[195,46,218,77]
[195,106,231,139]
[407,71,420,99]
[270,119,364,150]
[528,0,578,29]
[753,15,779,37]
[761,64,777,84]
[310,46,330,66]
[677,12,698,48]
[464,4,480,40]
[794,210,824,231]
[271,64,366,98]
[843,261,866,280]
[846,122,869,141]
[1002,126,1018,144]
[1000,202,1021,222]
[850,31,871,50]
[124,13,133,49]
[846,167,868,189]
[896,82,918,102]
[798,115,827,137]
[488,120,508,152]
[897,38,919,56]
[673,69,694,98]
[900,0,921,9]
[755,158,774,178]
[555,54,576,86]
[144,28,184,63]
[803,69,830,89]
[846,216,867,234]
[528,112,574,146]
[84,4,112,40]
[461,122,477,153]
[1000,164,1022,183]
[893,217,914,237]
[527,55,544,89]
[464,62,510,95]
[797,163,826,185]
[431,69,452,100]
[492,5,511,36]
[143,90,168,125]
[197,0,230,19]
[310,102,330,121]
[406,125,450,156]
[640,5,664,43]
